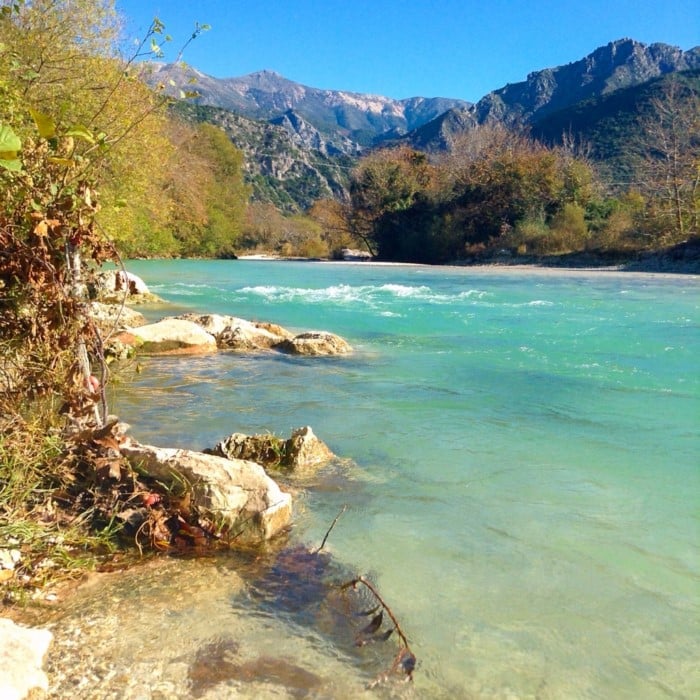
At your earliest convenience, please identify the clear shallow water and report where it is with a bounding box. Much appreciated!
[100,261,700,698]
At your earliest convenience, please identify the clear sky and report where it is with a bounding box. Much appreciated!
[115,0,699,102]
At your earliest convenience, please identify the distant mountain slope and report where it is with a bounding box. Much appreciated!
[401,39,699,153]
[172,102,353,212]
[473,38,700,126]
[530,69,700,182]
[155,39,698,210]
[148,64,470,148]
[397,107,478,152]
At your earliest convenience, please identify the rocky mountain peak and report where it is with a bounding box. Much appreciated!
[145,63,469,147]
[472,38,700,126]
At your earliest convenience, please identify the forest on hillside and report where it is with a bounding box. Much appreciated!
[2,0,697,265]
[311,92,699,265]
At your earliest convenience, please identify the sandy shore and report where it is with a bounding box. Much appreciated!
[445,263,699,280]
[237,255,699,280]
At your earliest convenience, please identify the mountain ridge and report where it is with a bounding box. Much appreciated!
[397,38,700,152]
[471,38,700,125]
[147,62,470,148]
[151,38,699,211]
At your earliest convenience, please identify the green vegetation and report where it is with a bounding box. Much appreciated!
[0,0,252,600]
[0,413,123,600]
[531,70,700,185]
[314,88,699,263]
[0,0,697,603]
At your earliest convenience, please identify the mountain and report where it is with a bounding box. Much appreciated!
[147,64,470,149]
[151,39,699,211]
[172,102,354,211]
[398,107,478,152]
[530,68,700,182]
[473,39,699,126]
[401,39,699,151]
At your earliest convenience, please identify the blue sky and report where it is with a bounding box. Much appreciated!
[115,0,699,102]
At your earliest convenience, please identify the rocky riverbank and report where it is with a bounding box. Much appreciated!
[1,269,356,699]
[91,270,352,361]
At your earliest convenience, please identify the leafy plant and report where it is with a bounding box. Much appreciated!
[0,1,215,597]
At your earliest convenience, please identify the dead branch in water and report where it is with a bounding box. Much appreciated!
[315,504,347,553]
[341,574,417,685]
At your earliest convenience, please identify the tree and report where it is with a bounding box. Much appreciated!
[349,146,434,256]
[633,76,700,241]
[151,120,250,258]
[308,198,356,256]
[187,123,250,257]
[0,0,208,423]
[0,0,210,253]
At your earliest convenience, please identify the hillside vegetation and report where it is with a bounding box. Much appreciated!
[309,74,699,265]
[531,69,700,185]
[155,39,699,264]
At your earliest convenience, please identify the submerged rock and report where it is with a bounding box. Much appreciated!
[212,426,335,473]
[275,332,352,356]
[120,441,292,544]
[0,618,52,700]
[188,637,323,697]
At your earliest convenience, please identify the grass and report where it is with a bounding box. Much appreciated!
[0,413,124,604]
[0,399,240,605]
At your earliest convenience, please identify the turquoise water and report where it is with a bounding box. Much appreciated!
[111,260,699,698]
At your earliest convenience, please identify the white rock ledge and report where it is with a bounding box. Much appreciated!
[0,618,52,700]
[120,442,292,544]
[127,319,218,355]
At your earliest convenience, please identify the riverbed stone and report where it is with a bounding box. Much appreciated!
[90,269,151,300]
[126,318,217,355]
[177,313,293,351]
[341,247,373,261]
[212,432,287,468]
[274,331,352,356]
[120,442,292,544]
[90,301,147,331]
[0,618,52,700]
[285,426,336,470]
[212,426,335,473]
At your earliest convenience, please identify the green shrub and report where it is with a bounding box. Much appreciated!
[549,203,589,252]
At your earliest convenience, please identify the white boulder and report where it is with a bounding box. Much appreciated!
[120,442,292,544]
[178,313,293,351]
[127,319,217,355]
[91,270,150,300]
[0,618,52,700]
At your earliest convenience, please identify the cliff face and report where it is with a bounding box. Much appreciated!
[147,64,470,148]
[471,39,700,126]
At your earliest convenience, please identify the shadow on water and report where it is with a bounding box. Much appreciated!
[187,636,324,698]
[217,530,417,694]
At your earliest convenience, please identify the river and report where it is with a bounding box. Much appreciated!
[46,260,700,698]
